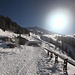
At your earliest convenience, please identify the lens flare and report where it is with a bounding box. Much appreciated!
[51,13,68,30]
[45,10,71,33]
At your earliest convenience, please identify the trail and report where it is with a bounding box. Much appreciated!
[0,46,45,75]
[17,47,39,75]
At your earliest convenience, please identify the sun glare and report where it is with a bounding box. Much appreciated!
[51,13,68,29]
[46,10,71,33]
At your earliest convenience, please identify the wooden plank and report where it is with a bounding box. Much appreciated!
[44,48,75,66]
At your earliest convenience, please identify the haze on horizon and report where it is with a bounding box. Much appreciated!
[0,0,75,34]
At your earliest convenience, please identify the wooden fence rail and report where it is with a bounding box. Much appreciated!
[44,48,75,71]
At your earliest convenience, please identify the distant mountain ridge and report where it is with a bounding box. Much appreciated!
[27,26,56,35]
[0,15,29,34]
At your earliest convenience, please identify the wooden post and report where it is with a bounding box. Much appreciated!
[50,52,53,58]
[55,54,58,63]
[47,50,49,57]
[63,58,68,71]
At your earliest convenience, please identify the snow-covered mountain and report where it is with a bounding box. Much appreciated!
[0,15,29,34]
[27,26,75,60]
[27,26,56,35]
[0,28,75,75]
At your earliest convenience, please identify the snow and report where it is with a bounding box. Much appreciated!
[0,29,18,38]
[0,46,45,75]
[0,29,75,75]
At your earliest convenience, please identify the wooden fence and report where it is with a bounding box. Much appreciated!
[44,48,75,72]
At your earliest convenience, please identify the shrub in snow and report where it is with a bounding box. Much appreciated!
[16,36,28,45]
[0,36,11,42]
[7,43,17,48]
[27,41,41,47]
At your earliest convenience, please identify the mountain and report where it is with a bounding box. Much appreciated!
[27,26,56,35]
[0,23,75,74]
[0,15,29,34]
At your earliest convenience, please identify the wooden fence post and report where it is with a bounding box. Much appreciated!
[63,58,68,71]
[47,50,49,57]
[55,54,58,63]
[50,52,53,58]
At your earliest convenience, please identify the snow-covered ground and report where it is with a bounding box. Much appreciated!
[0,29,17,38]
[0,44,75,75]
[0,29,75,75]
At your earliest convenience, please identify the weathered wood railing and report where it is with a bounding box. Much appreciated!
[44,48,75,71]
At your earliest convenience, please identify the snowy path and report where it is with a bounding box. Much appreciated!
[17,46,39,75]
[0,46,46,75]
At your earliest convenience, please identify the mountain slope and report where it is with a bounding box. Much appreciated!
[27,26,56,35]
[0,29,75,75]
[0,15,29,34]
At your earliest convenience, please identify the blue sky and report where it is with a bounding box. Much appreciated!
[0,0,75,34]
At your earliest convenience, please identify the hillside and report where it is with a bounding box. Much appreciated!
[0,29,75,75]
[27,26,75,60]
[0,16,75,74]
[0,15,29,34]
[27,26,56,35]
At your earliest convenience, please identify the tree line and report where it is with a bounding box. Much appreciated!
[0,15,30,35]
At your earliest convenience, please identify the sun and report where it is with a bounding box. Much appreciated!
[46,11,70,33]
[51,13,68,29]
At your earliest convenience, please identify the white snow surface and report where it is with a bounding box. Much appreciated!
[0,29,75,75]
[0,29,17,38]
